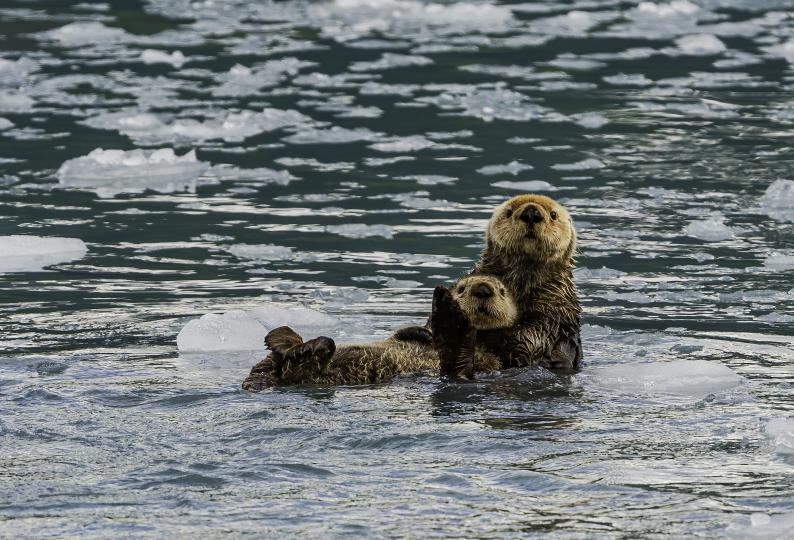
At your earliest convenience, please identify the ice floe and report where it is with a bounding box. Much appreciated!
[551,158,605,171]
[762,39,794,63]
[418,87,548,122]
[763,252,794,271]
[283,126,380,145]
[674,34,726,56]
[0,117,13,130]
[760,179,794,222]
[227,244,295,262]
[725,511,794,539]
[591,360,743,397]
[139,49,187,67]
[492,180,556,191]
[0,235,87,273]
[0,91,34,112]
[213,58,313,96]
[57,148,209,198]
[684,216,735,241]
[349,53,432,72]
[764,418,794,456]
[325,224,394,239]
[757,312,794,323]
[477,161,533,176]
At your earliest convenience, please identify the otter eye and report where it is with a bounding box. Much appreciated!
[550,210,558,220]
[499,288,505,296]
[505,208,513,218]
[457,286,465,294]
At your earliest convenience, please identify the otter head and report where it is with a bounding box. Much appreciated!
[451,275,517,330]
[486,194,576,266]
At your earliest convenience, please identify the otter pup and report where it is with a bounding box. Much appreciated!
[469,194,582,370]
[242,275,517,390]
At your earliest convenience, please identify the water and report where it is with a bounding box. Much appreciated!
[1,0,793,536]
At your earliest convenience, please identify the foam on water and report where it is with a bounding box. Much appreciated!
[0,235,87,273]
[57,148,209,197]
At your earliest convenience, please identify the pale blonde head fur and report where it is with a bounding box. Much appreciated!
[486,194,576,266]
[451,275,518,330]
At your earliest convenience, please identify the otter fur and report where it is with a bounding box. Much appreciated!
[470,194,582,370]
[242,275,517,390]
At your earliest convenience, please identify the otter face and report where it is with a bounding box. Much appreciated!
[451,275,518,330]
[486,194,576,264]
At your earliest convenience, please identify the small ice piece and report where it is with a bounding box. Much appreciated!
[725,510,794,539]
[395,174,457,186]
[763,252,794,271]
[0,235,87,273]
[675,34,726,56]
[684,216,734,241]
[214,58,313,96]
[569,112,608,129]
[177,310,267,352]
[757,312,794,323]
[764,418,794,456]
[492,180,556,191]
[603,73,653,86]
[0,117,13,130]
[370,136,435,152]
[325,224,394,239]
[383,277,422,288]
[574,266,626,280]
[57,148,209,198]
[139,49,187,67]
[363,156,415,166]
[309,288,370,306]
[38,21,130,47]
[0,91,34,112]
[350,53,432,72]
[417,87,548,122]
[0,57,38,86]
[762,39,794,63]
[551,158,605,171]
[477,160,533,176]
[227,244,294,262]
[207,165,297,186]
[760,179,794,222]
[283,126,380,145]
[592,360,743,397]
[249,303,341,333]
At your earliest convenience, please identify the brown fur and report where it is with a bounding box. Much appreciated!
[472,195,583,369]
[242,276,515,390]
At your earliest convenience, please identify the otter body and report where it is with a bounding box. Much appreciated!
[470,195,582,370]
[243,275,515,390]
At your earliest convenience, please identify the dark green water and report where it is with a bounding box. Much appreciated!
[1,0,793,537]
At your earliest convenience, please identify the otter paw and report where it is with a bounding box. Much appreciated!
[546,339,579,370]
[392,325,433,345]
[265,326,303,356]
[431,285,471,337]
[279,336,337,384]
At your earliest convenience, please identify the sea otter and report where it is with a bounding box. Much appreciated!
[242,275,517,390]
[468,194,582,370]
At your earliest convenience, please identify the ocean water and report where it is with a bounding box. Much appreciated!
[1,0,794,537]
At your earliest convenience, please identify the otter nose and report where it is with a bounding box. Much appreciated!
[472,283,493,299]
[519,205,544,225]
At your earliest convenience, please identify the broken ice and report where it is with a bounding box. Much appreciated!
[0,235,87,273]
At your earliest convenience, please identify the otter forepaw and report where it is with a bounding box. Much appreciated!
[431,286,475,379]
[279,336,337,384]
[431,285,471,336]
[265,326,303,356]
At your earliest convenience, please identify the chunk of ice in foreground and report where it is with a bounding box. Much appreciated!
[0,235,87,273]
[57,148,209,198]
[674,34,726,55]
[591,360,742,397]
[325,224,394,239]
[139,49,187,67]
[684,216,734,241]
[764,418,794,456]
[176,305,341,352]
[725,511,794,539]
[760,179,794,222]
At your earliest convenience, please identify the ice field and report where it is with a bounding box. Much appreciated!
[1,0,793,537]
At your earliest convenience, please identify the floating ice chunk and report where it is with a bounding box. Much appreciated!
[757,312,794,323]
[574,266,627,280]
[249,304,341,333]
[0,235,87,273]
[275,157,354,172]
[603,73,653,86]
[569,112,608,129]
[370,136,435,152]
[529,10,614,36]
[0,57,38,86]
[283,126,380,145]
[57,148,209,198]
[363,156,415,166]
[39,21,130,47]
[675,34,726,55]
[725,510,794,539]
[492,180,556,191]
[0,117,12,130]
[765,418,794,456]
[760,179,794,222]
[139,49,187,67]
[350,53,432,72]
[309,288,370,305]
[551,158,605,171]
[206,165,297,186]
[383,277,422,288]
[395,174,457,185]
[177,310,267,352]
[418,87,548,122]
[763,252,794,271]
[213,58,313,96]
[359,81,418,96]
[477,160,533,176]
[684,216,734,241]
[762,39,794,63]
[0,91,34,112]
[326,224,394,239]
[547,57,605,71]
[611,1,702,39]
[227,244,294,262]
[592,360,743,397]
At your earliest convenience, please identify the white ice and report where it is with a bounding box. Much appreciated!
[0,117,13,130]
[283,126,380,145]
[0,91,34,112]
[325,224,394,239]
[674,34,726,55]
[492,180,556,191]
[0,235,87,273]
[725,510,794,539]
[418,87,548,122]
[763,252,794,271]
[760,179,794,222]
[370,136,436,152]
[57,148,209,198]
[684,216,734,241]
[349,53,432,72]
[213,58,313,96]
[762,39,794,63]
[603,73,653,86]
[757,312,794,323]
[139,49,187,67]
[227,244,295,262]
[477,161,533,176]
[551,158,605,171]
[764,418,794,456]
[591,360,743,397]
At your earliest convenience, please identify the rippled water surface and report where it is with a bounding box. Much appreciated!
[2,0,794,537]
